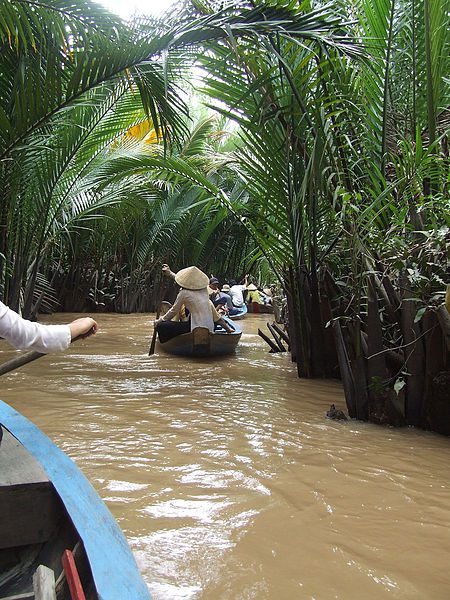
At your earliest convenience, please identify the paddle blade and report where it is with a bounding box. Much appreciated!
[148,327,157,356]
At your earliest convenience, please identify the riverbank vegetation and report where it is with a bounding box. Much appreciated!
[0,0,448,433]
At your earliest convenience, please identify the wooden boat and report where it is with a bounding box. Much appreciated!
[228,303,247,320]
[158,318,241,357]
[246,301,274,314]
[0,399,150,600]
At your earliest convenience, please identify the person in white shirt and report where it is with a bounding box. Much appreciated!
[156,266,233,343]
[0,301,97,353]
[228,275,249,307]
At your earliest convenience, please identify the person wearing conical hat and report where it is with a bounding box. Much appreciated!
[156,266,234,343]
[246,283,261,305]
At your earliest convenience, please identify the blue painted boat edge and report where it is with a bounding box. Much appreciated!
[0,400,151,600]
[228,304,247,319]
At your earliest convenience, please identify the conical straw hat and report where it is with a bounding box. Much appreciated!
[247,283,257,290]
[175,266,209,290]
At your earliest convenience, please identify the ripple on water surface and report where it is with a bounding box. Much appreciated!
[3,313,450,599]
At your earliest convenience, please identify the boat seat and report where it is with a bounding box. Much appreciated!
[33,564,56,600]
[0,427,62,550]
[192,327,210,356]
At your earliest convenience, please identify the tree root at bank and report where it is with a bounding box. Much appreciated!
[283,268,450,436]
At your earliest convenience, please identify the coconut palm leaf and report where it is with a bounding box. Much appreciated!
[422,0,450,145]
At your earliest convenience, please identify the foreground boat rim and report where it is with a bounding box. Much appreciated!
[0,399,151,600]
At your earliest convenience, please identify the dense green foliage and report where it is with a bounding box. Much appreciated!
[0,0,448,321]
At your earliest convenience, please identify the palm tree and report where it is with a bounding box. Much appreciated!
[176,0,449,426]
[53,113,253,312]
[0,0,363,315]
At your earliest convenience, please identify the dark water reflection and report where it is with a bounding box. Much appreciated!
[2,313,450,599]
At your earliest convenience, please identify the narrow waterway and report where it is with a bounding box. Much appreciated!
[1,313,450,599]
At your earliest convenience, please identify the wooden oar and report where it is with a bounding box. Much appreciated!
[0,330,94,377]
[148,325,158,357]
[148,279,171,356]
[148,300,173,356]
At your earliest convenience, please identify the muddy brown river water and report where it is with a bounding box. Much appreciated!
[1,313,450,599]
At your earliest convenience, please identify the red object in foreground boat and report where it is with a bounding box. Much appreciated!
[62,549,87,600]
[0,400,151,600]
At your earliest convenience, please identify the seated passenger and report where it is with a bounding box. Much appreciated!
[156,266,234,343]
[220,283,242,316]
[262,284,274,305]
[208,277,233,313]
[246,283,262,304]
[228,275,249,308]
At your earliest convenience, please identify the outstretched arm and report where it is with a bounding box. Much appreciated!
[0,302,97,353]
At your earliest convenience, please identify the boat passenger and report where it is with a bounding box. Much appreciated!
[228,275,249,308]
[0,301,97,353]
[218,283,243,316]
[155,266,234,343]
[246,283,262,304]
[262,284,275,305]
[208,277,233,312]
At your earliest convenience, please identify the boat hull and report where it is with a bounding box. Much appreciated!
[0,400,150,600]
[228,303,247,320]
[158,320,241,357]
[246,302,274,314]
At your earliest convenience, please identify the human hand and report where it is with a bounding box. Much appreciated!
[69,317,98,340]
[162,264,176,280]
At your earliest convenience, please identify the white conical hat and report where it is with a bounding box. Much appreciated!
[175,266,209,290]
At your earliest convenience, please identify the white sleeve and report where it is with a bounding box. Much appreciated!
[162,291,185,322]
[0,302,71,353]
